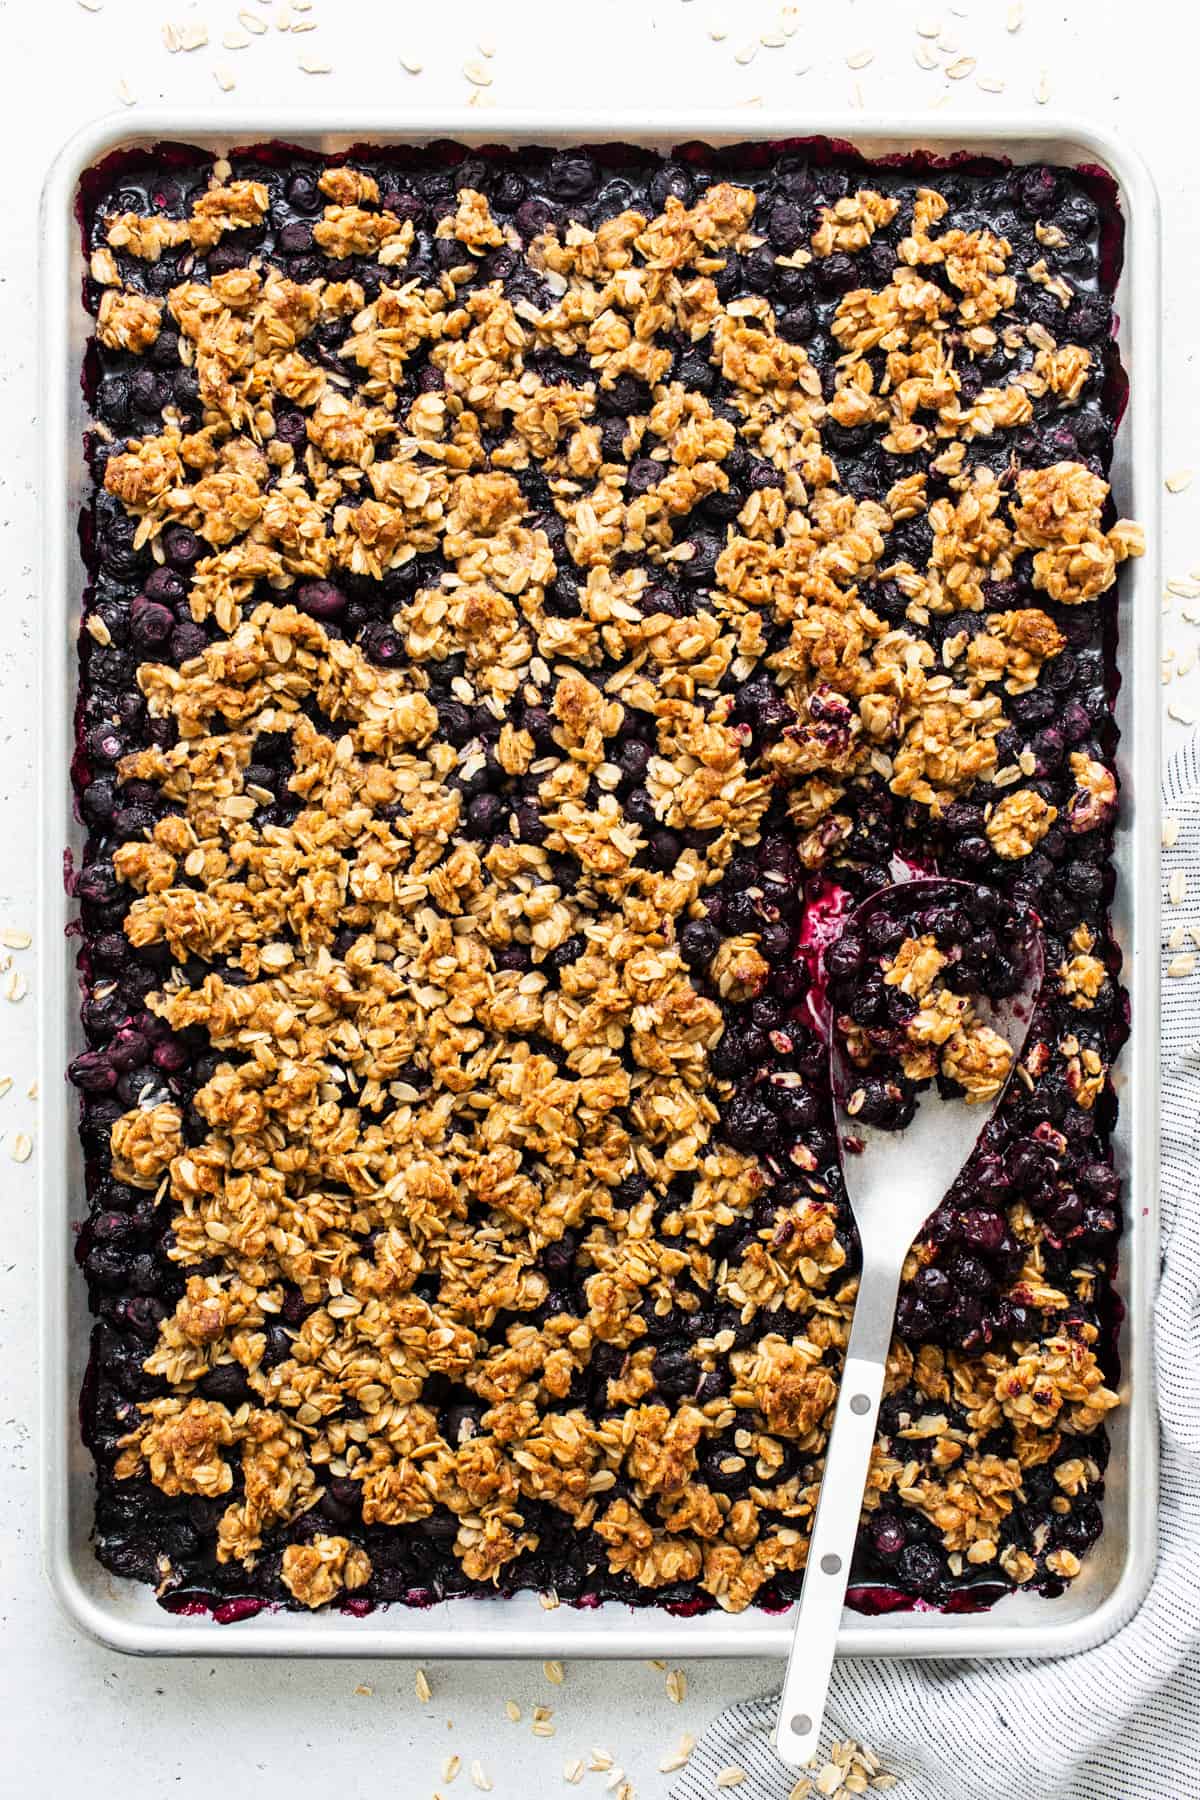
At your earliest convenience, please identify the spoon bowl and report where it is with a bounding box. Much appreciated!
[829,878,1044,1261]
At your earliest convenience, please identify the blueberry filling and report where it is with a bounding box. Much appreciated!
[830,888,1033,1127]
[73,139,1138,1617]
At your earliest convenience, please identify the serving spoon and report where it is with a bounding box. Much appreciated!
[774,878,1044,1772]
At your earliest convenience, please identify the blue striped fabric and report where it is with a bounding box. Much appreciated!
[674,743,1200,1800]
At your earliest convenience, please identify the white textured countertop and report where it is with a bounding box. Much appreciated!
[0,1,1192,1793]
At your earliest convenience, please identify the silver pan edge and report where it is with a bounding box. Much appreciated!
[38,110,1161,1660]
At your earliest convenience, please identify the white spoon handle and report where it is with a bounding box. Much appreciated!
[774,1255,904,1771]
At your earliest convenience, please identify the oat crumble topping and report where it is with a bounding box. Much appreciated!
[846,929,1015,1103]
[74,142,1138,1619]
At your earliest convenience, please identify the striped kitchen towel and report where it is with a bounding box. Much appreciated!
[673,740,1200,1800]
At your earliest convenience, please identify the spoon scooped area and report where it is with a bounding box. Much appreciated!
[776,879,1045,1769]
[827,880,1043,1132]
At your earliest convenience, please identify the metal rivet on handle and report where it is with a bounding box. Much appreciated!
[850,1393,870,1414]
[820,1553,842,1575]
[791,1713,813,1735]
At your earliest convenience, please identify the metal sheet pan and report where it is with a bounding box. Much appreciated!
[38,109,1161,1660]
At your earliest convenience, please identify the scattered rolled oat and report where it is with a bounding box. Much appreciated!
[1166,470,1194,493]
[945,55,976,79]
[5,971,27,1002]
[1007,1,1024,27]
[1168,702,1197,725]
[179,21,209,49]
[400,54,424,73]
[222,27,250,47]
[977,74,1005,93]
[1035,68,1052,103]
[734,41,756,62]
[659,1733,696,1773]
[1164,817,1181,848]
[162,22,181,51]
[783,1741,900,1798]
[115,78,136,106]
[239,8,268,30]
[469,1762,493,1793]
[0,1078,13,1102]
[11,1133,33,1164]
[543,1659,565,1685]
[562,1760,584,1786]
[1168,953,1196,978]
[1,930,31,950]
[846,47,874,68]
[916,15,942,35]
[716,1771,748,1791]
[463,59,492,85]
[1169,870,1188,906]
[298,53,332,71]
[443,1754,461,1781]
[415,1668,433,1703]
[77,0,103,9]
[914,43,938,68]
[213,66,236,90]
[761,29,786,47]
[478,37,496,56]
[504,1700,522,1723]
[532,1706,556,1738]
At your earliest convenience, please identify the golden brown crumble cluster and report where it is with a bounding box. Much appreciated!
[844,932,1015,1104]
[90,161,1135,1611]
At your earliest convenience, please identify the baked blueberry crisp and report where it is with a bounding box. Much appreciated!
[829,885,1036,1130]
[73,139,1142,1617]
